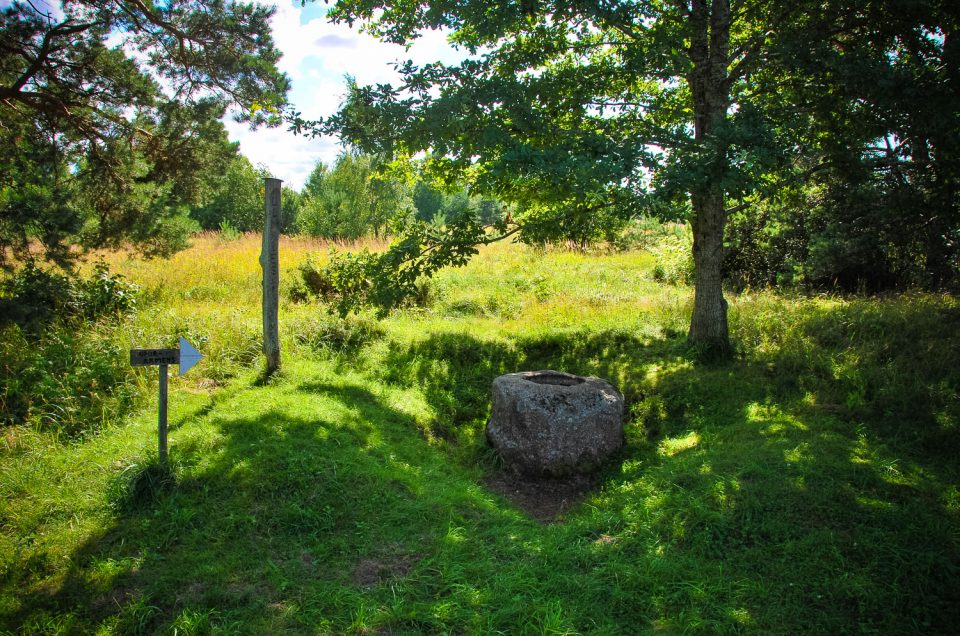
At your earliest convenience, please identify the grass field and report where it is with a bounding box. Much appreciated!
[1,232,959,634]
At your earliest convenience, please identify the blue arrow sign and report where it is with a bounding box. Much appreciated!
[178,337,203,376]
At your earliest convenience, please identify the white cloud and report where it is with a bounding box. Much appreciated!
[226,0,467,189]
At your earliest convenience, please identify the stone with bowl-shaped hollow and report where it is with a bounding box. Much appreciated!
[486,370,625,477]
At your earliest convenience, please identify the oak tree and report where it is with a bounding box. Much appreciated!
[314,0,794,357]
[316,0,958,357]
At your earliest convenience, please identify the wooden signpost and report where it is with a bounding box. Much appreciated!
[130,337,203,464]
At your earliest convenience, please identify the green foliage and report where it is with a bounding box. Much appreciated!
[649,226,695,286]
[0,322,141,436]
[613,216,686,252]
[726,166,960,292]
[716,0,960,292]
[321,209,504,315]
[412,179,444,222]
[280,186,303,234]
[79,262,141,320]
[217,219,242,242]
[298,153,412,240]
[0,261,139,330]
[412,180,506,227]
[193,156,272,233]
[292,313,386,354]
[302,161,328,199]
[197,160,301,236]
[0,261,142,436]
[518,201,630,251]
[291,256,336,302]
[0,0,288,264]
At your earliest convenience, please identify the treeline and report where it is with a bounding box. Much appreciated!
[192,152,506,240]
[174,136,960,293]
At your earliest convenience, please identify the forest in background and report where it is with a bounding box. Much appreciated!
[2,0,958,301]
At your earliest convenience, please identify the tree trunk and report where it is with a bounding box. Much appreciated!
[689,187,731,356]
[686,0,733,359]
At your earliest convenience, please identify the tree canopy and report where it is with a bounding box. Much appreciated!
[1,0,288,267]
[298,152,413,241]
[309,0,958,357]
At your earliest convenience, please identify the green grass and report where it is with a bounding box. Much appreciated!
[1,236,959,634]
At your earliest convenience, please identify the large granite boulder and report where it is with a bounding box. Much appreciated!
[486,370,625,477]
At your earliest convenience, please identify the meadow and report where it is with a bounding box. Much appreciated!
[1,232,959,634]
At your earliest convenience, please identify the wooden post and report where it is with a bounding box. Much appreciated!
[158,364,168,465]
[261,177,282,375]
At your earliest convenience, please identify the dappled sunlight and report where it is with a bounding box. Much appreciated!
[443,524,468,545]
[4,239,959,633]
[783,442,813,465]
[746,402,810,436]
[855,496,897,512]
[657,431,701,457]
[710,478,740,511]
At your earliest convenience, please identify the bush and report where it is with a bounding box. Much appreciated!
[0,261,139,330]
[217,219,242,242]
[0,322,141,437]
[519,203,630,251]
[292,313,385,353]
[296,256,337,300]
[723,169,960,292]
[78,261,140,319]
[292,255,438,312]
[649,226,694,285]
[613,217,685,252]
[0,261,141,436]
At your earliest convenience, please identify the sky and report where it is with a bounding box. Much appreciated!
[225,1,464,189]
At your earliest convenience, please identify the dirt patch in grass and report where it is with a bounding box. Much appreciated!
[175,581,207,606]
[92,585,140,616]
[484,471,600,522]
[351,554,417,587]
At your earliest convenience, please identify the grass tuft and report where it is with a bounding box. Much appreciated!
[106,458,178,513]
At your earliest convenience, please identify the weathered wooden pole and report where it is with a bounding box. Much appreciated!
[261,177,282,375]
[158,364,168,464]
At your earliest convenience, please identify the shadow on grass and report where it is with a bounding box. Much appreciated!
[5,320,960,633]
[374,327,693,441]
[355,324,960,631]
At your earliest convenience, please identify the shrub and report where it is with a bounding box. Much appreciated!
[0,261,140,436]
[0,322,141,437]
[292,313,385,353]
[614,216,686,252]
[295,256,337,300]
[0,263,74,327]
[649,227,694,285]
[77,261,139,319]
[0,261,139,330]
[217,219,242,242]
